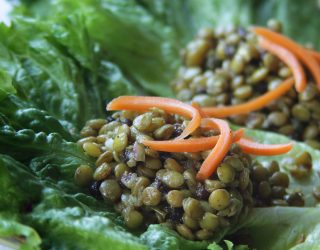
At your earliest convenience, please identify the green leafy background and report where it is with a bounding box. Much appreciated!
[0,0,320,249]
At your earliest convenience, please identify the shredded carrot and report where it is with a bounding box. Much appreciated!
[202,77,294,118]
[237,137,293,156]
[196,118,233,181]
[143,128,243,153]
[252,27,320,90]
[259,38,306,92]
[107,96,201,140]
[191,101,208,118]
[309,50,320,64]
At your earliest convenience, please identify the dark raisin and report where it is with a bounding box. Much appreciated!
[164,206,183,224]
[159,152,171,161]
[172,123,183,137]
[195,183,210,199]
[253,83,268,94]
[250,58,261,66]
[89,181,102,199]
[153,178,169,194]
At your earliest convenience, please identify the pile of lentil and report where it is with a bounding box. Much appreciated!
[74,108,305,240]
[171,19,320,149]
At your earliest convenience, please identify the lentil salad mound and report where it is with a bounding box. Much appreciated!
[172,19,320,149]
[75,108,303,240]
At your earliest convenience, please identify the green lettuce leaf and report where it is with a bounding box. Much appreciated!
[0,70,16,101]
[233,207,320,250]
[0,95,75,140]
[26,189,148,250]
[208,240,249,250]
[0,213,41,250]
[0,154,147,250]
[0,18,140,130]
[12,0,181,97]
[1,0,320,250]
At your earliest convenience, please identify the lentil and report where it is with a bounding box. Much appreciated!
[166,190,184,207]
[76,108,304,240]
[209,189,230,210]
[74,165,93,186]
[142,187,162,206]
[93,163,112,181]
[171,21,320,148]
[99,179,121,201]
[83,142,101,157]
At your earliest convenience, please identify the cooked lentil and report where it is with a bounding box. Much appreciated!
[172,20,320,148]
[76,109,305,240]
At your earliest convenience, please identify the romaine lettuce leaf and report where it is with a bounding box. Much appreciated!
[0,154,147,250]
[0,18,140,130]
[0,70,16,101]
[1,0,320,250]
[0,213,41,250]
[233,207,320,250]
[0,95,75,140]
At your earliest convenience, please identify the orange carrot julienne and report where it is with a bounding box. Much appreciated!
[107,96,201,140]
[309,50,320,64]
[252,27,320,90]
[232,128,244,142]
[191,101,208,118]
[196,118,233,181]
[259,38,306,92]
[143,128,244,153]
[202,77,294,118]
[237,137,293,156]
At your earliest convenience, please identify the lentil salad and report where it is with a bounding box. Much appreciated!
[1,0,320,249]
[76,104,304,240]
[172,20,320,149]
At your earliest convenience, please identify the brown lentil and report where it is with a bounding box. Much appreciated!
[171,21,320,149]
[76,108,304,240]
[74,165,93,186]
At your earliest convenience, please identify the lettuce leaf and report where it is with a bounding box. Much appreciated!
[0,70,16,101]
[233,207,320,250]
[0,213,41,250]
[0,18,140,130]
[1,0,320,250]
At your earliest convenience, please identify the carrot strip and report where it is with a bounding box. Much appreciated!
[143,128,243,153]
[191,101,208,118]
[196,118,233,181]
[107,96,201,140]
[309,50,320,64]
[237,137,293,156]
[202,77,294,118]
[252,27,320,90]
[259,38,306,92]
[232,128,244,142]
